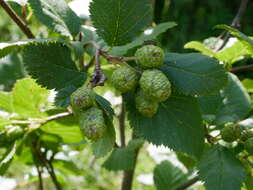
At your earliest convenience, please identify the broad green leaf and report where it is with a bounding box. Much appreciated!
[0,119,11,129]
[184,41,216,57]
[28,0,82,37]
[242,79,253,93]
[110,22,177,56]
[55,85,77,108]
[41,115,82,144]
[102,139,142,171]
[0,142,16,175]
[89,0,153,46]
[0,38,57,59]
[0,92,13,113]
[12,78,49,118]
[92,119,115,158]
[53,159,81,175]
[22,43,86,94]
[125,93,204,158]
[199,73,251,125]
[95,95,114,118]
[153,160,187,190]
[198,145,246,190]
[0,53,26,91]
[162,53,228,96]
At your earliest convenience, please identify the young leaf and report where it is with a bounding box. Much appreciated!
[12,78,49,118]
[22,43,86,96]
[161,53,228,96]
[198,145,246,190]
[28,0,82,37]
[125,93,204,158]
[153,160,187,190]
[110,22,177,56]
[89,0,152,46]
[199,73,251,125]
[184,41,216,58]
[0,92,13,113]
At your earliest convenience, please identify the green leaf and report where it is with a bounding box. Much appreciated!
[184,41,216,57]
[28,0,82,37]
[198,145,246,190]
[12,78,49,118]
[0,38,57,59]
[161,53,228,96]
[95,95,114,118]
[0,142,17,175]
[125,93,204,158]
[199,73,251,125]
[242,79,253,93]
[41,115,82,144]
[22,43,86,95]
[153,160,187,190]
[0,53,26,91]
[53,159,81,175]
[89,0,153,46]
[54,85,77,108]
[0,92,13,113]
[110,22,177,56]
[0,119,11,129]
[92,119,115,158]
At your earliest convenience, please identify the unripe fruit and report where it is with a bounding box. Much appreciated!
[79,107,106,141]
[135,45,165,68]
[139,69,171,102]
[111,66,138,93]
[241,130,253,142]
[135,90,159,117]
[220,124,241,142]
[244,137,253,154]
[71,86,95,114]
[6,126,24,142]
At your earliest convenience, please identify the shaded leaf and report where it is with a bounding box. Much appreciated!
[0,143,16,175]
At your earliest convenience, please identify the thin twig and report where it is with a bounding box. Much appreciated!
[230,64,253,72]
[0,1,35,38]
[35,164,44,190]
[119,101,126,147]
[175,176,199,190]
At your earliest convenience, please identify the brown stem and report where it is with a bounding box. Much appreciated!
[35,164,44,190]
[230,64,253,72]
[175,176,199,190]
[119,101,126,147]
[0,1,35,38]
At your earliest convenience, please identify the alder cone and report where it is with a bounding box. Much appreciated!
[241,130,253,142]
[135,90,159,117]
[220,124,241,142]
[111,66,138,93]
[139,69,171,102]
[79,107,106,141]
[135,45,165,68]
[71,86,95,114]
[244,137,253,154]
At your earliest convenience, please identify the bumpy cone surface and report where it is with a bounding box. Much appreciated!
[244,137,253,154]
[135,90,159,117]
[220,124,241,142]
[241,130,253,142]
[79,107,106,141]
[139,69,171,102]
[135,45,165,68]
[71,86,95,114]
[111,66,138,93]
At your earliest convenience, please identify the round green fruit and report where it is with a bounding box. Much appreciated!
[220,124,241,142]
[111,66,138,93]
[71,86,95,113]
[244,137,253,154]
[241,130,253,142]
[79,107,106,141]
[139,69,171,102]
[135,90,159,117]
[135,45,165,68]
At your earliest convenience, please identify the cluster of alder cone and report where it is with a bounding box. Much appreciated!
[221,123,253,155]
[70,45,171,140]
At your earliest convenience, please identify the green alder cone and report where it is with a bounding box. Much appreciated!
[79,107,106,141]
[135,90,159,117]
[135,45,165,68]
[241,130,253,142]
[139,69,171,102]
[244,137,253,154]
[70,86,95,114]
[111,66,139,93]
[220,124,242,142]
[6,126,25,142]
